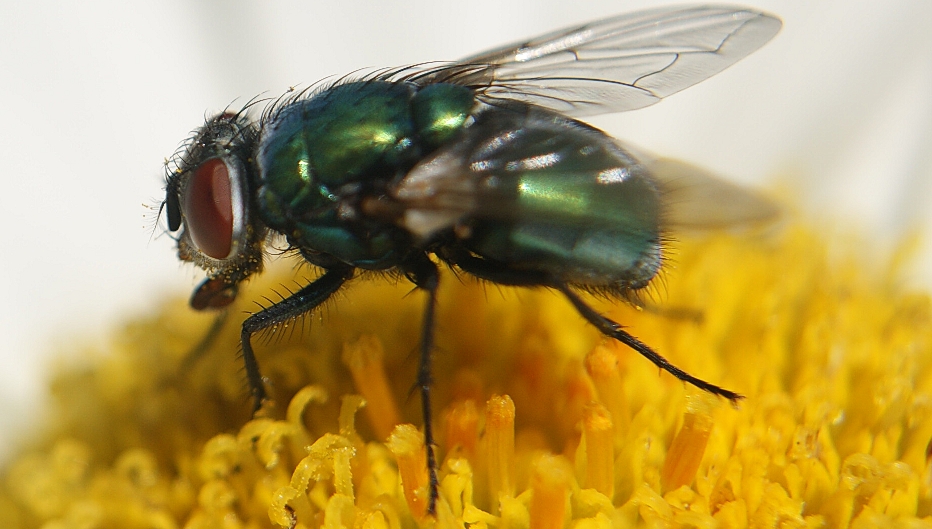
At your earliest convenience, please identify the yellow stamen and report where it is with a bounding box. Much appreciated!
[661,392,714,492]
[585,343,630,431]
[583,402,615,499]
[386,424,429,521]
[484,394,516,510]
[342,335,401,439]
[528,454,571,529]
[443,399,479,462]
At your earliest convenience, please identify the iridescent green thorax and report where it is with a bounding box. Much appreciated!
[411,83,475,146]
[254,81,474,267]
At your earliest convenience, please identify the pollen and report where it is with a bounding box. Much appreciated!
[3,224,932,528]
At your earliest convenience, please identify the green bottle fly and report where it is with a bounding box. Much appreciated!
[161,5,782,514]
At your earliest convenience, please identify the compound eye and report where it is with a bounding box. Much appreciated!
[182,158,237,260]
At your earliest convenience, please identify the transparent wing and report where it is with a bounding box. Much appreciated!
[646,157,779,229]
[391,154,779,239]
[388,106,778,240]
[414,5,781,117]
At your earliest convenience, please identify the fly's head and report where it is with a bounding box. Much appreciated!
[163,112,267,310]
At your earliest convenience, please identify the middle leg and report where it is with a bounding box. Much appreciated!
[400,253,442,514]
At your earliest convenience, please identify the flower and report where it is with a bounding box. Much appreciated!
[2,225,931,528]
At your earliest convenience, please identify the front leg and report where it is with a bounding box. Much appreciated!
[241,265,354,413]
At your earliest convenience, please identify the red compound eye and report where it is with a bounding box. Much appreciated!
[183,158,234,259]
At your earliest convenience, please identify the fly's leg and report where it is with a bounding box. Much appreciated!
[557,285,742,402]
[240,265,354,413]
[179,310,229,373]
[401,254,442,515]
[440,247,741,402]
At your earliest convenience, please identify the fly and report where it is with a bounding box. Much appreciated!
[161,5,781,514]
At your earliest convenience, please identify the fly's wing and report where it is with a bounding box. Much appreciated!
[388,109,778,241]
[647,157,779,229]
[412,5,781,117]
[391,106,653,240]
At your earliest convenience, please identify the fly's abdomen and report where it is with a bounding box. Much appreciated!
[255,80,475,267]
[458,107,663,290]
[472,170,661,289]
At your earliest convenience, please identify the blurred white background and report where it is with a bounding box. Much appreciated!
[1,1,930,458]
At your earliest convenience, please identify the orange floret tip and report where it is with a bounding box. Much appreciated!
[484,394,516,510]
[582,401,615,500]
[443,399,480,462]
[661,391,715,492]
[585,343,630,430]
[342,334,401,439]
[529,454,572,529]
[386,424,429,521]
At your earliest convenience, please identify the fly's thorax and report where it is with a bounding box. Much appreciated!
[253,80,476,268]
[411,83,475,146]
[256,81,412,223]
